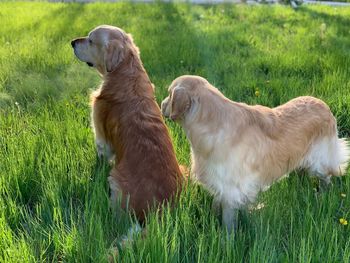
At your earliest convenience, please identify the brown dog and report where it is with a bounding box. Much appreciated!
[71,25,183,222]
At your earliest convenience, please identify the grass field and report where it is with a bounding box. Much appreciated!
[1,2,350,262]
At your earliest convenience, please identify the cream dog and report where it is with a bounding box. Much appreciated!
[161,75,349,232]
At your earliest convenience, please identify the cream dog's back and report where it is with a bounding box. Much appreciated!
[230,96,344,182]
[161,75,349,232]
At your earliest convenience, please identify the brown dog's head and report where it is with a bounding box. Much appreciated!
[161,75,217,122]
[71,25,137,75]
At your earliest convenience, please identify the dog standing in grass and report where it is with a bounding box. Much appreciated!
[71,25,183,222]
[161,75,350,232]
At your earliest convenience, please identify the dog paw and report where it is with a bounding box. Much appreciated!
[107,247,119,263]
[96,142,107,157]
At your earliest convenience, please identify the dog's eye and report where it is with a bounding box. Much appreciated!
[89,39,93,44]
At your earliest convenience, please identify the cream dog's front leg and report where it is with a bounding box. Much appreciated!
[211,195,222,217]
[221,200,238,233]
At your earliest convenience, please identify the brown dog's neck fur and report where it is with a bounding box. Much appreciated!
[101,48,154,103]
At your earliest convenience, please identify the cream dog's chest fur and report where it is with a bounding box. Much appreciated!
[188,127,262,207]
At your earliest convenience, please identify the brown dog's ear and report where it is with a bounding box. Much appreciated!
[105,40,124,72]
[170,86,191,121]
[126,33,140,55]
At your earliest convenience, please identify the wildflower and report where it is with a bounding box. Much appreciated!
[255,90,260,97]
[341,193,346,198]
[339,218,348,226]
[255,202,265,210]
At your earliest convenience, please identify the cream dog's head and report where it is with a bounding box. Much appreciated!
[161,75,222,121]
[71,25,137,75]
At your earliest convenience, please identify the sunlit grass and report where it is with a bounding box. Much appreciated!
[0,2,350,262]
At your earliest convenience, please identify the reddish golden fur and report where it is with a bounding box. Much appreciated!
[72,25,182,222]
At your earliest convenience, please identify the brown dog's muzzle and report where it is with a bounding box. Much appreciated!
[71,38,94,67]
[71,37,85,48]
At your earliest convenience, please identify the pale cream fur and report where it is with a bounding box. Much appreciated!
[161,75,350,232]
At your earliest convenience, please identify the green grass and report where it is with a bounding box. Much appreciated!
[1,2,350,262]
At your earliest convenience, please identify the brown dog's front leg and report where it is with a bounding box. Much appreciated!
[96,139,114,160]
[108,174,120,210]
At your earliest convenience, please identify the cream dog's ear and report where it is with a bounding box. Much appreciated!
[170,86,191,121]
[105,40,124,72]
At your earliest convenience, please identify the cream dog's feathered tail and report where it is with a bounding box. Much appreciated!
[325,137,349,176]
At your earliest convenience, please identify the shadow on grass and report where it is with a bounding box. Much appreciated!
[296,7,350,135]
[1,4,94,108]
[298,7,350,35]
[7,4,85,43]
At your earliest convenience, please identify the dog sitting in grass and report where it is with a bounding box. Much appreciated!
[71,25,183,222]
[161,75,349,232]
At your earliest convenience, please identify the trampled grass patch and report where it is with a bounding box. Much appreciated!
[0,2,350,262]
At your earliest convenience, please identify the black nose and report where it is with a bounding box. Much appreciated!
[71,40,76,48]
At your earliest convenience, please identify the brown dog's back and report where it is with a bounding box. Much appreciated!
[108,99,182,221]
[93,54,182,222]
